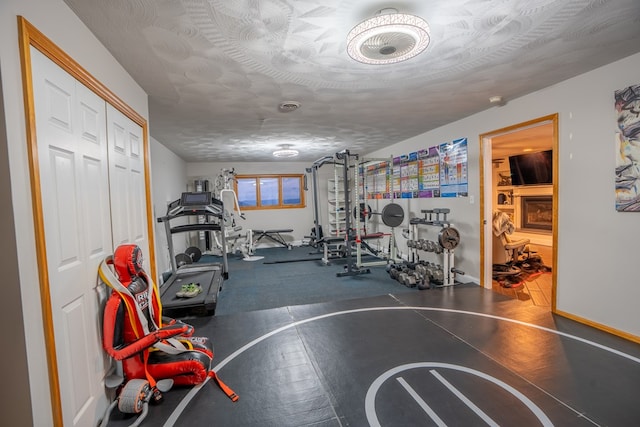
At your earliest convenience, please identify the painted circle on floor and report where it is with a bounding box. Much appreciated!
[164,306,640,427]
[364,362,552,427]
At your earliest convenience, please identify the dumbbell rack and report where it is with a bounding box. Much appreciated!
[408,208,462,287]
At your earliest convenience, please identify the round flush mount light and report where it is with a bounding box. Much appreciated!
[272,144,299,158]
[347,8,431,65]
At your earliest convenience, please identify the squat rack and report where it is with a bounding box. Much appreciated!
[353,155,403,269]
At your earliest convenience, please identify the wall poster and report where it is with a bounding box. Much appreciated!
[362,137,468,199]
[419,146,441,198]
[614,84,640,212]
[439,137,469,197]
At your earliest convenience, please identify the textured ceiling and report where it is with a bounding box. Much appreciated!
[63,0,640,162]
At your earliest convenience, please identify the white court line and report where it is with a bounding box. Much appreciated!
[365,363,553,427]
[164,306,640,426]
[396,376,447,427]
[430,369,499,427]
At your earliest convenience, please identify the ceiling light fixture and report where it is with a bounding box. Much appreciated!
[272,144,299,158]
[346,8,430,65]
[489,95,506,106]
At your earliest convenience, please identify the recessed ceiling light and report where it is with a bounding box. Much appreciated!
[489,96,505,106]
[273,144,299,158]
[347,8,431,65]
[278,101,300,113]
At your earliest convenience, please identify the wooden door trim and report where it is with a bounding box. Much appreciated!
[478,113,559,312]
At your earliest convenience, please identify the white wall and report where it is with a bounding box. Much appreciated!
[188,162,316,246]
[0,0,148,424]
[150,137,188,277]
[368,52,640,338]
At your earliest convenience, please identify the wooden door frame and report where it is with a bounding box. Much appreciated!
[18,16,157,426]
[479,114,559,312]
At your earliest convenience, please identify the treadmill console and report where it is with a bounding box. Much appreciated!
[180,191,212,207]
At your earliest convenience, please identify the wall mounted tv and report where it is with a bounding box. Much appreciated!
[508,150,553,186]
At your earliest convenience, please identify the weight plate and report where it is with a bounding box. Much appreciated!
[175,253,192,267]
[438,227,460,249]
[353,203,373,221]
[185,246,202,262]
[381,203,404,228]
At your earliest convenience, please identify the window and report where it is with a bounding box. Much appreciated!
[236,174,305,210]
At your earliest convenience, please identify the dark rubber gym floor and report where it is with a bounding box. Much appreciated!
[106,283,640,426]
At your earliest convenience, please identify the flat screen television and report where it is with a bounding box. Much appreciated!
[508,150,552,186]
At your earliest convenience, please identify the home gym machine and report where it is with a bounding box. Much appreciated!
[156,191,229,315]
[210,170,260,260]
[305,155,334,250]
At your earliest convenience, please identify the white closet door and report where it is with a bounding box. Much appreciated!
[31,47,112,427]
[106,104,150,271]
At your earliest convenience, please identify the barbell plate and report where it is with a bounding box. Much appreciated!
[185,246,202,262]
[381,203,405,227]
[438,227,461,249]
[353,203,373,221]
[175,253,192,267]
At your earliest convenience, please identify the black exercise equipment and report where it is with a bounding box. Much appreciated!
[354,202,405,228]
[156,191,228,315]
[252,229,293,250]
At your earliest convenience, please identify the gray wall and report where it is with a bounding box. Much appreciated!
[0,64,33,427]
[369,52,640,337]
[150,136,189,277]
[187,162,316,246]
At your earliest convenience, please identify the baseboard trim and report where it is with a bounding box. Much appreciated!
[554,309,640,345]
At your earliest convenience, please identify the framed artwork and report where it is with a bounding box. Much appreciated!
[614,84,640,211]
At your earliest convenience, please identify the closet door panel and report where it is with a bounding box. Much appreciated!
[106,104,150,271]
[31,47,110,427]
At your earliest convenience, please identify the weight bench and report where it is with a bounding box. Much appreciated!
[253,229,293,249]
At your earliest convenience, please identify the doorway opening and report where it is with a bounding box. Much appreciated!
[480,115,558,311]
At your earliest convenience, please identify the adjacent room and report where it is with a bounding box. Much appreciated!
[2,1,640,426]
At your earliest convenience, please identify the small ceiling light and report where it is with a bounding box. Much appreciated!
[272,144,299,158]
[278,101,300,113]
[489,96,505,106]
[347,8,431,65]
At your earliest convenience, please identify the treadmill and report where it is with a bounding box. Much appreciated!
[157,191,229,315]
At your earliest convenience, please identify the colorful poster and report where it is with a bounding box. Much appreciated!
[614,84,640,211]
[364,161,389,199]
[391,156,402,198]
[419,146,440,197]
[361,138,467,199]
[439,138,468,197]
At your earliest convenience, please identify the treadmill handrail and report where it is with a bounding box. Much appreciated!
[169,224,222,234]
